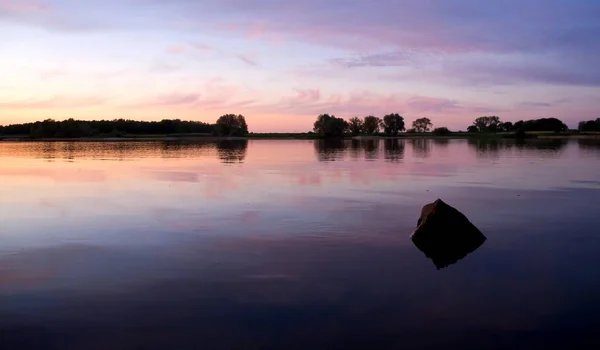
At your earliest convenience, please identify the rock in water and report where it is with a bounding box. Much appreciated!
[411,199,486,269]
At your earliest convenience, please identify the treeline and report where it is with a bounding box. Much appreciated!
[466,116,569,133]
[578,118,600,132]
[0,114,249,138]
[312,114,451,137]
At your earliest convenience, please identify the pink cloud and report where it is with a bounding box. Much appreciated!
[165,45,187,55]
[406,96,460,113]
[123,93,200,108]
[285,88,321,104]
[121,78,259,110]
[0,96,105,109]
[0,0,49,13]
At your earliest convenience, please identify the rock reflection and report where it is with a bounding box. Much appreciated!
[383,139,404,162]
[314,139,346,162]
[410,139,431,158]
[216,140,248,164]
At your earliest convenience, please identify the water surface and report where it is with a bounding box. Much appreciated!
[1,139,600,349]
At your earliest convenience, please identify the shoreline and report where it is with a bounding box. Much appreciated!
[1,134,599,142]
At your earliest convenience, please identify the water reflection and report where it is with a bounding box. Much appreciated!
[578,139,600,159]
[314,139,346,161]
[410,139,431,158]
[468,138,570,159]
[468,139,501,159]
[349,140,362,160]
[2,139,600,349]
[216,140,248,164]
[383,139,404,162]
[361,139,380,161]
[432,138,450,148]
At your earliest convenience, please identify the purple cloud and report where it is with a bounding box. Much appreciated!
[176,0,599,86]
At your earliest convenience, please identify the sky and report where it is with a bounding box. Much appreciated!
[0,0,599,132]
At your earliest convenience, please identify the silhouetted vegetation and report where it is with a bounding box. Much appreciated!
[471,116,502,132]
[433,127,451,136]
[215,114,248,136]
[363,116,382,134]
[348,117,364,136]
[412,118,433,132]
[382,113,406,136]
[0,118,215,138]
[468,116,568,133]
[313,114,348,137]
[578,118,600,132]
[513,118,568,132]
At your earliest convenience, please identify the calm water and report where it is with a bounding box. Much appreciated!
[1,138,600,349]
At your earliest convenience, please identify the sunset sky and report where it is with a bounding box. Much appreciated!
[1,0,599,132]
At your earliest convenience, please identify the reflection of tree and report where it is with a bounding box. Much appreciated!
[433,138,450,148]
[314,139,347,162]
[41,142,58,161]
[467,139,501,159]
[62,142,76,160]
[514,139,568,158]
[216,140,248,164]
[578,139,600,158]
[349,140,361,160]
[410,139,431,158]
[383,139,404,162]
[362,139,380,161]
[578,139,600,149]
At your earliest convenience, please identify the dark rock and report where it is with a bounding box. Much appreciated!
[411,199,486,269]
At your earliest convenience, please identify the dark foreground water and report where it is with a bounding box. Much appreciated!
[1,138,600,349]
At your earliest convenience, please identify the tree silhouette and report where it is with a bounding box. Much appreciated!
[382,113,405,136]
[0,118,215,138]
[433,127,451,136]
[472,116,502,132]
[467,125,478,133]
[500,121,514,132]
[363,116,382,134]
[215,114,248,136]
[578,118,600,132]
[412,118,433,132]
[313,114,348,137]
[348,117,364,136]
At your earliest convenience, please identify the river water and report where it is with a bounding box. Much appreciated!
[1,138,600,349]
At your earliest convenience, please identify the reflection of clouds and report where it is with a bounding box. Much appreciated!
[0,167,107,182]
[204,174,240,199]
[297,173,322,186]
[151,171,200,182]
